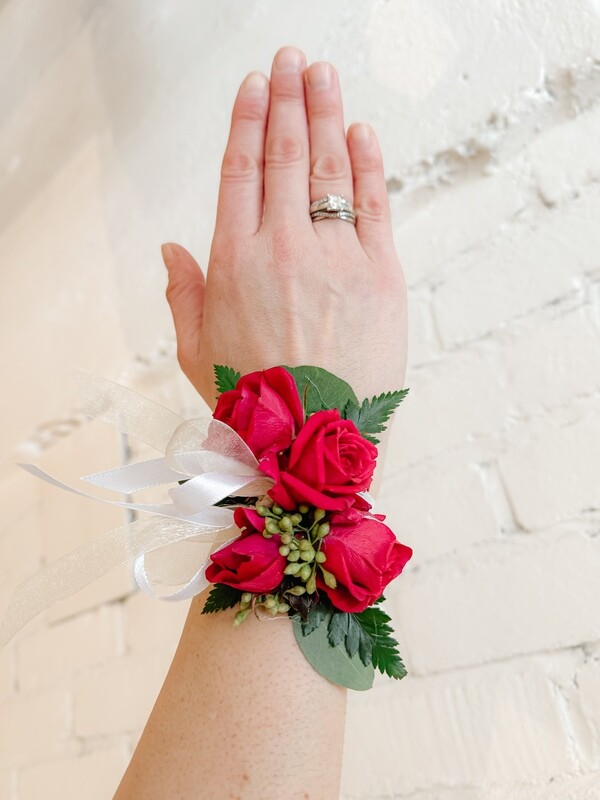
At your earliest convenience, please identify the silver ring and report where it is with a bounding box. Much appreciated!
[310,210,356,225]
[310,193,354,214]
[309,193,356,225]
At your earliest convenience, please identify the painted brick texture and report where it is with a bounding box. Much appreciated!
[1,2,599,799]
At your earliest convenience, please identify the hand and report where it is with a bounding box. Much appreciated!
[162,46,407,411]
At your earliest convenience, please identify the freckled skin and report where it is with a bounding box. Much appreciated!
[115,44,406,800]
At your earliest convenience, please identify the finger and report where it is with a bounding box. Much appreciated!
[263,46,311,226]
[215,71,270,238]
[162,243,206,372]
[304,62,355,236]
[347,123,394,260]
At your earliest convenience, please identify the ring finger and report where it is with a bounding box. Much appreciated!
[304,61,356,236]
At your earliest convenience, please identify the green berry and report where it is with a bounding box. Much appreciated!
[314,508,326,522]
[280,533,292,545]
[298,504,310,514]
[241,592,252,604]
[284,562,302,576]
[287,585,306,596]
[300,548,315,562]
[265,519,279,534]
[272,504,283,515]
[299,564,312,581]
[279,545,290,557]
[290,513,303,525]
[298,539,312,551]
[287,550,300,562]
[234,608,250,625]
[319,567,337,589]
[278,516,293,532]
[306,574,317,594]
[316,522,330,538]
[315,551,327,563]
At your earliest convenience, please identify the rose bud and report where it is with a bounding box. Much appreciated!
[213,366,304,458]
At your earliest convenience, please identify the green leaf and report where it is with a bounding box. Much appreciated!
[201,583,243,614]
[353,603,407,680]
[327,611,350,647]
[344,389,409,444]
[213,364,241,395]
[301,603,329,636]
[283,365,359,417]
[328,611,372,663]
[293,612,374,691]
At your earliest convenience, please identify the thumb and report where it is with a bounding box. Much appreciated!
[161,242,206,371]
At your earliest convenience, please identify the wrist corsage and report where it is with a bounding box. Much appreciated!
[0,364,412,691]
[201,365,412,690]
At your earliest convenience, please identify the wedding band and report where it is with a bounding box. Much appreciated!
[310,210,356,224]
[309,193,357,225]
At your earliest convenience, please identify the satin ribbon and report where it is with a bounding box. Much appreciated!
[0,371,273,649]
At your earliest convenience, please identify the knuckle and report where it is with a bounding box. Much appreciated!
[269,221,301,264]
[271,74,303,102]
[353,152,384,176]
[165,276,186,305]
[233,95,267,123]
[220,150,259,182]
[311,152,350,182]
[266,134,305,168]
[356,192,389,221]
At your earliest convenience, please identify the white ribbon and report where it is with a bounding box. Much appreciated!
[0,371,273,649]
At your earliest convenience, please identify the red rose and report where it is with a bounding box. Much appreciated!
[317,514,413,613]
[213,366,304,458]
[233,505,266,536]
[259,409,378,511]
[205,514,286,592]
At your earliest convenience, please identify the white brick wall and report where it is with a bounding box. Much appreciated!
[1,2,599,799]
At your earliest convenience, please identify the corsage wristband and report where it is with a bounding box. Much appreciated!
[0,365,412,691]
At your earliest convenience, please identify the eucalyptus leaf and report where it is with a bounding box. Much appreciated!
[283,365,359,417]
[292,613,374,691]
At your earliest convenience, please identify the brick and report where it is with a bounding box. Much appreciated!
[0,767,15,800]
[16,605,120,692]
[388,352,508,467]
[341,652,578,798]
[124,590,188,655]
[576,660,600,753]
[0,468,41,533]
[74,653,171,737]
[394,175,524,285]
[502,307,600,415]
[0,689,72,763]
[0,645,15,700]
[393,531,600,674]
[432,187,600,346]
[378,455,498,563]
[529,104,600,205]
[18,747,127,800]
[499,407,600,530]
[406,287,441,367]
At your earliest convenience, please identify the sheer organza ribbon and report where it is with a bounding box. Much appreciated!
[0,372,273,649]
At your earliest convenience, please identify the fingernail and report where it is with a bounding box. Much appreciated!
[353,123,372,143]
[242,71,268,95]
[306,62,332,90]
[274,46,304,73]
[161,243,176,269]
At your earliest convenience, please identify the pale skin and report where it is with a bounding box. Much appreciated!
[113,46,407,800]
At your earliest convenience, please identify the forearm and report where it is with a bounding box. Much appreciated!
[113,589,346,800]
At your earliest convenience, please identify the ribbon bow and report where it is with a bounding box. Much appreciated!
[0,372,273,649]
